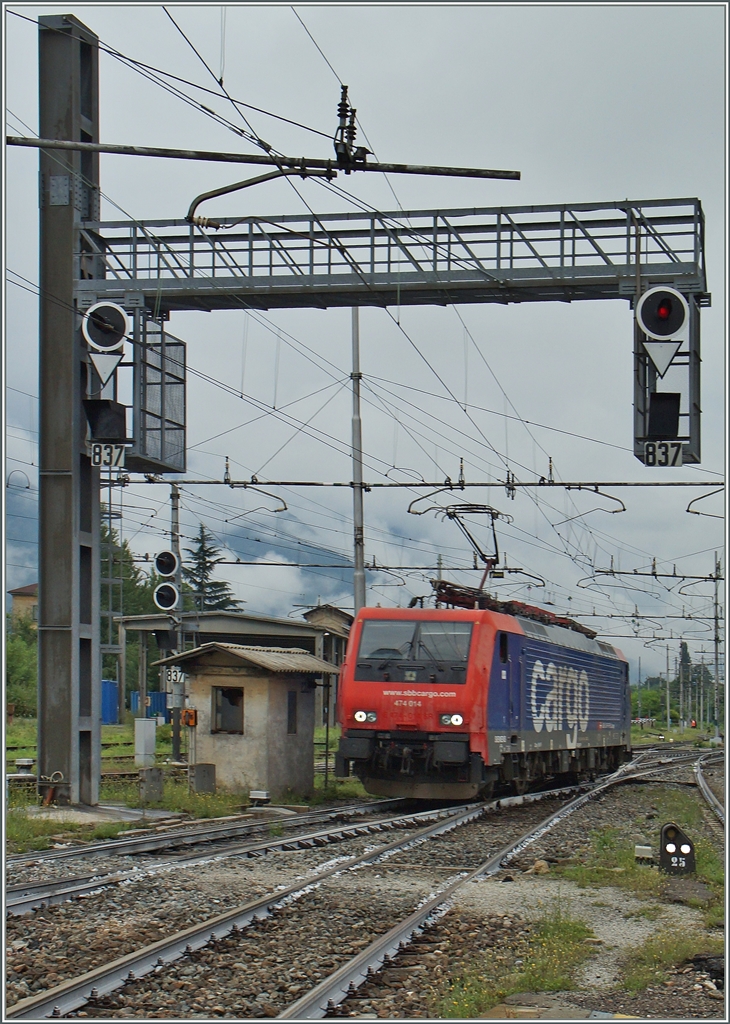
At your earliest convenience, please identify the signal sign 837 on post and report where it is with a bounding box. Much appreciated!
[89,442,126,468]
[644,441,683,467]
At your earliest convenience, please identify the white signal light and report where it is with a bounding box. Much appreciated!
[665,843,676,854]
[680,844,691,855]
[155,550,179,577]
[153,582,179,611]
[82,301,130,353]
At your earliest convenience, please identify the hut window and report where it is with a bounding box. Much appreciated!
[287,690,297,734]
[212,687,244,734]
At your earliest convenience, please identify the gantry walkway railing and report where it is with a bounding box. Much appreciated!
[76,198,707,313]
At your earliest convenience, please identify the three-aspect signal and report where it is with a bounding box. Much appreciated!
[153,550,179,611]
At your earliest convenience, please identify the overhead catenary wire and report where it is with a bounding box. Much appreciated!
[7,9,333,143]
[8,19,720,622]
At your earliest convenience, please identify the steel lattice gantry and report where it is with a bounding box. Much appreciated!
[74,199,708,313]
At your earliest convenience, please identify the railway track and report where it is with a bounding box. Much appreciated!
[287,751,726,1021]
[5,802,470,916]
[6,799,408,868]
[6,796,512,1018]
[5,780,620,1020]
[6,751,723,1019]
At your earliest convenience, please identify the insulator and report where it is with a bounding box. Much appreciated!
[191,216,221,230]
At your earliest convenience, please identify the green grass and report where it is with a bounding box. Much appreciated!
[313,724,341,751]
[101,778,243,817]
[623,904,663,921]
[438,904,594,1018]
[309,774,369,804]
[556,826,665,898]
[6,809,137,853]
[555,805,725,930]
[622,930,724,992]
[5,807,84,852]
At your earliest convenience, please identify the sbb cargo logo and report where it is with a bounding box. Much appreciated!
[530,660,590,733]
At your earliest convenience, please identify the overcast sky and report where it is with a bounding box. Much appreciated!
[4,2,727,682]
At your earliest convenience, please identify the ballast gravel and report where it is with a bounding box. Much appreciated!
[333,781,725,1020]
[7,780,724,1019]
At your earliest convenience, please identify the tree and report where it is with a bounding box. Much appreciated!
[100,511,160,697]
[6,613,38,716]
[182,525,242,611]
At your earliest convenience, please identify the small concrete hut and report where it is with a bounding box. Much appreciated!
[155,643,334,799]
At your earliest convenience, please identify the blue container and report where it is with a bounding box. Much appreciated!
[101,679,119,725]
[130,691,172,723]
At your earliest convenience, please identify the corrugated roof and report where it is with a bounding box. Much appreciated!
[154,643,337,675]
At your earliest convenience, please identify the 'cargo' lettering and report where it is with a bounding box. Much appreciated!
[531,660,589,733]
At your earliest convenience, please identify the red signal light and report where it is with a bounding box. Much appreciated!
[657,299,672,320]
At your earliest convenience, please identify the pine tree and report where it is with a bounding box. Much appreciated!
[182,525,242,611]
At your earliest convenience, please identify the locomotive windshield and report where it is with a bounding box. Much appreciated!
[355,620,472,684]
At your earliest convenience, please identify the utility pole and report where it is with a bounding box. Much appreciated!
[637,656,642,720]
[713,552,721,740]
[666,645,671,732]
[171,483,183,760]
[37,15,101,805]
[700,652,705,730]
[676,655,682,729]
[351,308,366,614]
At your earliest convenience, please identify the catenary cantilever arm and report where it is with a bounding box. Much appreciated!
[186,167,334,225]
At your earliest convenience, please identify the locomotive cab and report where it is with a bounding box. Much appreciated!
[335,608,498,799]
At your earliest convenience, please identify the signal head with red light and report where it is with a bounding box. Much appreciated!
[636,287,689,341]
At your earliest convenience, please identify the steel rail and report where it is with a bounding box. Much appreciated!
[278,779,627,1019]
[5,803,475,916]
[6,798,407,865]
[5,801,491,1020]
[694,752,725,825]
[280,752,723,1019]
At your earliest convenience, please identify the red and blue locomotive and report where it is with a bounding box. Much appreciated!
[335,596,631,800]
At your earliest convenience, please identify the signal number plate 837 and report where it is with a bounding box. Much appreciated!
[89,442,126,468]
[644,441,683,467]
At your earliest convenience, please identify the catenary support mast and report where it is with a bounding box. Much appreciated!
[351,308,366,613]
[37,14,102,805]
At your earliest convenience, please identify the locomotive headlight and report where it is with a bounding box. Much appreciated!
[354,710,377,723]
[439,713,464,726]
[450,713,464,726]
